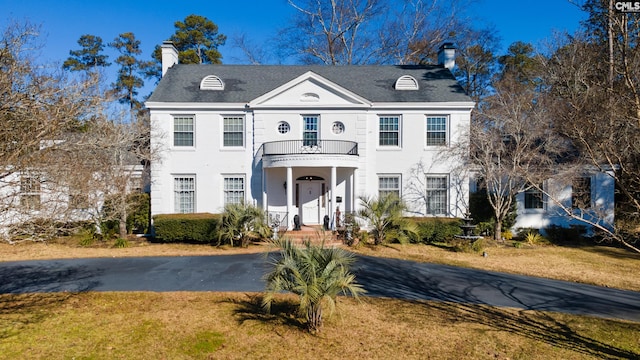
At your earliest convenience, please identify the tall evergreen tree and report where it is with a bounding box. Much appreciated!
[63,34,110,72]
[109,32,152,113]
[150,14,226,79]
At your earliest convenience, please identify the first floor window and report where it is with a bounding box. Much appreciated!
[378,175,400,199]
[174,115,194,147]
[20,175,41,210]
[223,116,244,147]
[524,185,544,209]
[379,116,399,146]
[224,176,245,205]
[426,175,448,215]
[426,116,447,146]
[174,176,195,213]
[572,177,592,209]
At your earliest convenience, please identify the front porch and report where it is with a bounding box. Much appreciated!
[260,139,359,230]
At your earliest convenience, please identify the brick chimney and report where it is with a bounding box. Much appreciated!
[437,42,455,70]
[161,41,178,77]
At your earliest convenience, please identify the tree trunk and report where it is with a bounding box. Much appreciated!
[493,217,502,241]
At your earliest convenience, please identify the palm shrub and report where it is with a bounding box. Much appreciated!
[262,238,365,333]
[357,194,419,245]
[217,203,271,247]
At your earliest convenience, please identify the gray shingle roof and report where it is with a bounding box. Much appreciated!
[147,64,472,104]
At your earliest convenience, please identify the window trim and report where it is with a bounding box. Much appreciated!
[222,115,245,148]
[378,174,401,199]
[172,115,195,148]
[378,115,401,148]
[173,175,196,214]
[425,115,448,147]
[223,174,246,206]
[425,174,449,216]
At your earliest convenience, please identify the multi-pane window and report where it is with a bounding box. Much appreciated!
[174,176,195,213]
[223,116,244,147]
[524,185,544,209]
[303,115,318,146]
[173,115,194,147]
[20,176,41,210]
[426,116,447,146]
[379,116,399,146]
[572,177,592,209]
[224,176,245,205]
[378,176,400,199]
[426,175,448,215]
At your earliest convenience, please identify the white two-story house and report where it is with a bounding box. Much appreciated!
[146,42,475,230]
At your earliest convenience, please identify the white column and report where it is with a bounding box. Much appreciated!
[352,168,358,214]
[262,168,267,211]
[286,166,293,229]
[331,166,337,228]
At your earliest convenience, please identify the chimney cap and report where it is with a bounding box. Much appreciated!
[439,42,455,50]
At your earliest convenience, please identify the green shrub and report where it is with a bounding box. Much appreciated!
[153,213,220,244]
[544,225,588,244]
[127,193,150,234]
[113,237,129,248]
[409,217,462,244]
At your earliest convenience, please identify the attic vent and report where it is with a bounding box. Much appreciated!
[301,92,320,102]
[200,75,224,90]
[394,75,419,90]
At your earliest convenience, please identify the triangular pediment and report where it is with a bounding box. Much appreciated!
[248,71,372,108]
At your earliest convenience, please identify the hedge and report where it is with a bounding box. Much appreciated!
[406,217,462,244]
[152,213,221,244]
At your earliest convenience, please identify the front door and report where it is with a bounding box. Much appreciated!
[300,182,321,225]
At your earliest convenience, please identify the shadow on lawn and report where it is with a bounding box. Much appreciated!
[229,293,308,332]
[352,255,640,359]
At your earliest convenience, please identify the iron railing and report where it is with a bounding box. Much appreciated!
[262,140,358,156]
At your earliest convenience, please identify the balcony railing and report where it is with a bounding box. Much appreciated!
[262,140,358,156]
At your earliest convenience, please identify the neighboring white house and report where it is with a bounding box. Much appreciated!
[146,42,475,229]
[513,171,616,233]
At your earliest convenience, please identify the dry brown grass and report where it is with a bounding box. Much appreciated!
[1,292,638,359]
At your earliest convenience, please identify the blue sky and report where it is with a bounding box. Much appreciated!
[1,0,586,95]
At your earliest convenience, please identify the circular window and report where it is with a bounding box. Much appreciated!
[278,121,290,134]
[332,121,345,135]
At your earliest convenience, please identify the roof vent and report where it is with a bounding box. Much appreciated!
[394,75,419,90]
[200,75,224,90]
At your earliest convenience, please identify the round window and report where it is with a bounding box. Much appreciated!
[332,121,345,134]
[278,121,290,134]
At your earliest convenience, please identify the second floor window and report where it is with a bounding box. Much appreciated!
[379,116,399,146]
[173,115,194,147]
[426,116,447,146]
[303,115,318,146]
[223,116,244,147]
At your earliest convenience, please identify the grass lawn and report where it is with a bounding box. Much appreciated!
[1,237,639,359]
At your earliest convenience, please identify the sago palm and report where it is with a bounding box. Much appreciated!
[358,193,419,245]
[262,238,365,332]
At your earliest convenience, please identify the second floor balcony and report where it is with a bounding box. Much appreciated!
[261,140,359,168]
[262,140,358,156]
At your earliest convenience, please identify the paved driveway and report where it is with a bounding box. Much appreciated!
[1,254,639,322]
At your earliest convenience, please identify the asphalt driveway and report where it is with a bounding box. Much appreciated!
[1,253,639,322]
